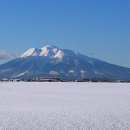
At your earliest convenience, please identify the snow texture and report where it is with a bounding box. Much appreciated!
[0,82,130,130]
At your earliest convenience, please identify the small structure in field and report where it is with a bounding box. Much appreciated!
[1,78,9,81]
[34,77,63,82]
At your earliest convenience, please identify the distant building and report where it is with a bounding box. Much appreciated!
[34,77,63,82]
[9,79,21,82]
[1,78,9,81]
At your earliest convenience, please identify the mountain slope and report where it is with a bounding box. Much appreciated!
[0,44,130,80]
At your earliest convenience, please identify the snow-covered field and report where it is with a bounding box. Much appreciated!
[0,82,130,130]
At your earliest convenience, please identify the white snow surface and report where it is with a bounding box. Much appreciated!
[0,82,130,130]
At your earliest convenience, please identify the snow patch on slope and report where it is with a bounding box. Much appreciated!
[49,71,59,75]
[54,50,64,59]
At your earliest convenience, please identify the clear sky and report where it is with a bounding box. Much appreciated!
[0,0,130,67]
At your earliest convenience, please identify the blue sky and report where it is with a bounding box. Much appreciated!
[0,0,130,67]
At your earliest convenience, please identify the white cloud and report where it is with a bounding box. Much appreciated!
[0,50,17,60]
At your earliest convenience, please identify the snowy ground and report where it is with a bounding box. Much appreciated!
[0,82,130,130]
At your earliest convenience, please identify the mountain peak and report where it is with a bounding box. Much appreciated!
[20,48,41,57]
[41,44,58,49]
[20,44,63,58]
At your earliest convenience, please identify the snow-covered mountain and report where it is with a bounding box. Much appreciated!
[0,44,130,80]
